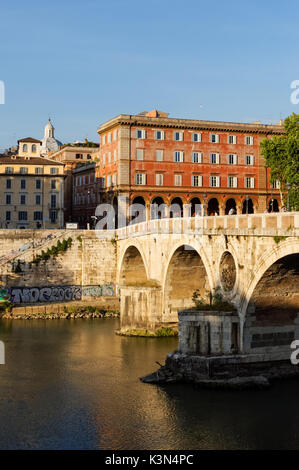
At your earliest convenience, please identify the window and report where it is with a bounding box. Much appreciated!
[34,211,43,221]
[174,151,184,162]
[174,131,184,141]
[32,144,37,153]
[36,194,41,205]
[228,135,237,144]
[51,167,58,174]
[5,167,13,174]
[245,136,254,145]
[102,135,106,145]
[155,130,165,140]
[192,152,202,163]
[18,211,27,221]
[50,210,57,223]
[135,173,146,185]
[6,179,12,189]
[6,194,11,205]
[210,153,220,164]
[102,154,106,166]
[155,174,163,186]
[192,175,203,187]
[136,129,146,139]
[228,154,237,165]
[101,177,105,188]
[192,133,202,142]
[87,154,91,160]
[51,179,56,190]
[20,179,26,189]
[20,194,26,205]
[228,176,238,188]
[112,173,117,186]
[108,133,112,143]
[35,167,42,174]
[210,176,220,187]
[51,194,57,208]
[174,174,182,186]
[245,177,255,188]
[107,175,111,187]
[210,133,220,143]
[5,211,11,221]
[245,155,254,165]
[113,129,117,140]
[36,179,41,189]
[20,167,28,174]
[108,152,111,163]
[114,150,117,162]
[136,149,144,161]
[22,144,28,152]
[156,150,163,161]
[76,154,82,159]
[271,180,280,189]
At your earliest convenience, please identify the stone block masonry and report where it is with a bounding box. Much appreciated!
[0,230,118,304]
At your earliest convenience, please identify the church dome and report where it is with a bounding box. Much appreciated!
[41,118,62,156]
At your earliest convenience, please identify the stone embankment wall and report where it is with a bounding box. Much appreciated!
[0,230,118,305]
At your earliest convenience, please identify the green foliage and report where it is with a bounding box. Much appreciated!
[32,237,73,265]
[192,287,236,312]
[273,235,287,244]
[260,113,299,210]
[0,301,12,313]
[118,328,178,337]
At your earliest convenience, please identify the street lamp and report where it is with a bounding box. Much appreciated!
[286,182,291,211]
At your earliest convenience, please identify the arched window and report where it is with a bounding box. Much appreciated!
[32,144,36,153]
[23,144,28,152]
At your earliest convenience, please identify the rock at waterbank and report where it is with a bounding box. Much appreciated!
[141,367,270,389]
[1,310,119,320]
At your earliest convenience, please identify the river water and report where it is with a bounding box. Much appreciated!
[0,318,299,450]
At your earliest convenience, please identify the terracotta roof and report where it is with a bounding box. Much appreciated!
[0,155,64,165]
[18,137,42,144]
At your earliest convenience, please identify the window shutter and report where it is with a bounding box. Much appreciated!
[216,176,220,187]
[161,131,165,140]
[199,175,203,186]
[234,177,238,188]
[251,177,255,188]
[142,174,147,185]
[216,153,220,164]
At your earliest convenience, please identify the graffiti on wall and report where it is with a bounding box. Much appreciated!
[0,283,115,304]
[10,286,82,304]
[83,284,114,297]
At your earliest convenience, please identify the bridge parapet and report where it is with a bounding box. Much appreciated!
[110,212,299,240]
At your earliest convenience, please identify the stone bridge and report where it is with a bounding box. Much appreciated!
[106,212,299,358]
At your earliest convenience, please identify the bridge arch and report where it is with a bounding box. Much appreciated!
[162,243,213,320]
[118,242,149,286]
[240,239,299,318]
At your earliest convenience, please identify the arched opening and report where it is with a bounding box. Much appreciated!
[268,198,279,213]
[120,246,147,286]
[242,198,254,214]
[225,198,237,215]
[170,197,183,218]
[245,254,299,355]
[207,198,219,216]
[190,197,202,217]
[219,251,236,291]
[112,196,118,228]
[131,196,146,223]
[164,245,210,319]
[22,144,27,152]
[151,196,166,219]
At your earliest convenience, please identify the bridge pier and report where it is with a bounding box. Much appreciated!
[120,286,164,333]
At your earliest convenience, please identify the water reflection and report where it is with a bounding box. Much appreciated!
[0,318,299,449]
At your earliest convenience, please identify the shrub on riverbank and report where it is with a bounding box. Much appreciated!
[116,327,178,337]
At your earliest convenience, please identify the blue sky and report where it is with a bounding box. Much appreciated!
[0,0,299,148]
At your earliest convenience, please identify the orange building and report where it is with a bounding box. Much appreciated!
[96,110,283,224]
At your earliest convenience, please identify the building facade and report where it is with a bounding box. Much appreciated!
[0,154,64,229]
[72,162,100,228]
[50,144,99,223]
[96,110,283,225]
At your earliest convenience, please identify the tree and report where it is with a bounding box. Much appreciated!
[260,113,299,210]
